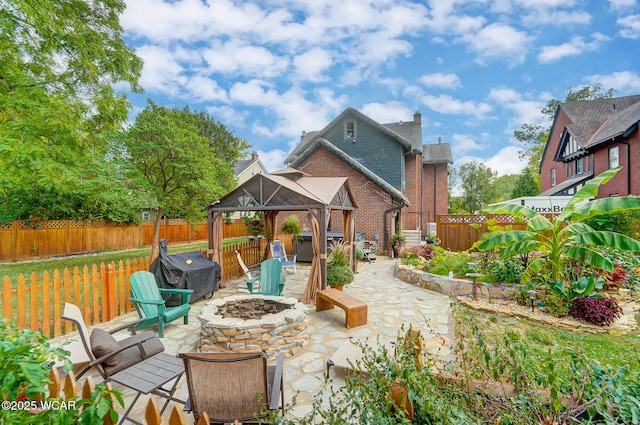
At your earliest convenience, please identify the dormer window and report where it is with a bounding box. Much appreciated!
[345,120,356,139]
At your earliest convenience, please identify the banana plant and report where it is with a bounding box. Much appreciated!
[477,167,640,283]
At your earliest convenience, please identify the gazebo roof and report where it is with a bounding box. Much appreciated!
[208,168,358,212]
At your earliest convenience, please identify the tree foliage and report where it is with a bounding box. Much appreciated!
[122,101,242,257]
[515,84,615,173]
[511,168,540,198]
[454,161,499,213]
[0,0,143,221]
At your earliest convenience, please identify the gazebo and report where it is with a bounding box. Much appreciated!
[206,167,358,304]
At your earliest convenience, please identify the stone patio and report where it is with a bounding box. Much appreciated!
[60,257,454,423]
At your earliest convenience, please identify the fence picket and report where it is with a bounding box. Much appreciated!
[29,274,39,331]
[42,275,51,338]
[53,271,61,336]
[17,277,26,329]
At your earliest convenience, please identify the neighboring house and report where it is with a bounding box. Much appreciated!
[231,152,269,220]
[283,107,452,251]
[540,95,640,198]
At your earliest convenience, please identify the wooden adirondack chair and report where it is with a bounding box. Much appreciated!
[129,271,193,338]
[246,259,286,296]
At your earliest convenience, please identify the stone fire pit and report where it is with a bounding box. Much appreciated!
[199,295,308,356]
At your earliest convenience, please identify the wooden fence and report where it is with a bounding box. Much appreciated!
[437,214,531,252]
[0,219,248,262]
[0,237,292,339]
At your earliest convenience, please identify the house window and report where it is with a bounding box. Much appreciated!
[345,120,356,139]
[609,146,619,168]
[141,211,151,220]
[551,168,556,186]
[576,157,584,174]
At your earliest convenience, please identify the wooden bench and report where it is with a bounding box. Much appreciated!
[316,288,368,328]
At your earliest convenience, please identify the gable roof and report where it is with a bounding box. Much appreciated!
[422,142,453,164]
[289,138,410,206]
[284,107,417,165]
[209,169,357,211]
[561,94,640,147]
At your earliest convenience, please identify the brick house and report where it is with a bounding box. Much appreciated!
[283,107,452,252]
[540,95,640,197]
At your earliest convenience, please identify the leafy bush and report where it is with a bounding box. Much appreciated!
[428,250,475,277]
[401,245,436,267]
[0,318,123,424]
[569,296,622,326]
[542,292,570,317]
[485,258,524,284]
[326,263,354,287]
[550,275,604,301]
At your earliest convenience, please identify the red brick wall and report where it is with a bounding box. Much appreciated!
[293,147,398,251]
[422,163,448,224]
[594,133,640,197]
[541,110,571,191]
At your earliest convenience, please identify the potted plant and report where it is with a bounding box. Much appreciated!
[326,241,354,291]
[391,232,406,258]
[281,215,302,255]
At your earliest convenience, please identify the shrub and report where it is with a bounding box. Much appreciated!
[542,292,570,317]
[569,296,622,326]
[326,263,354,287]
[428,250,475,277]
[485,258,524,285]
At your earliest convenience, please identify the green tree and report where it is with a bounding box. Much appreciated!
[192,110,251,165]
[516,84,615,173]
[0,0,142,221]
[492,174,520,202]
[454,161,499,213]
[511,168,540,198]
[477,167,640,283]
[122,101,240,258]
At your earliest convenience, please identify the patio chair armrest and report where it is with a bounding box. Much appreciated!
[158,288,193,303]
[246,275,260,294]
[129,297,165,306]
[107,319,145,336]
[269,353,285,410]
[90,333,156,366]
[158,288,193,294]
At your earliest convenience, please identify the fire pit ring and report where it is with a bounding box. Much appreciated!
[199,295,308,357]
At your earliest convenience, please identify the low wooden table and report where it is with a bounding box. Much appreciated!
[316,288,368,328]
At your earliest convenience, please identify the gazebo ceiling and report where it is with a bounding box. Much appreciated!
[209,170,357,212]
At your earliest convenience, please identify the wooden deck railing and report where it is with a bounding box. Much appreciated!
[0,237,293,338]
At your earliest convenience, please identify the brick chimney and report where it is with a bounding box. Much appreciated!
[413,111,421,125]
[251,151,259,161]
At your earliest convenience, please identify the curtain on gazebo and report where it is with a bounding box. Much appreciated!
[301,209,323,304]
[210,213,224,284]
[263,211,278,260]
[343,210,356,272]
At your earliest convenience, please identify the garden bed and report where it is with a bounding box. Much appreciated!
[394,263,639,334]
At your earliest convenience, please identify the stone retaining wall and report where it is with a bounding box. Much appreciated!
[393,264,516,299]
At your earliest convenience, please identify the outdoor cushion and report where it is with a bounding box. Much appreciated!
[104,333,165,375]
[90,328,121,366]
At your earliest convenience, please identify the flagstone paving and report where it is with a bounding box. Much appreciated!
[72,256,453,423]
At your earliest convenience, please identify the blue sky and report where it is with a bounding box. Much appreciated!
[121,0,640,176]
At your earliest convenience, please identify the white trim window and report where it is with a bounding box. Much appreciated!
[345,120,356,139]
[609,145,619,169]
[551,168,556,186]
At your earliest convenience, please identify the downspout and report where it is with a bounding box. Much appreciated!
[383,205,404,255]
[433,164,437,226]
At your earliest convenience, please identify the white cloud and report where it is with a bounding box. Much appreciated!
[420,94,492,118]
[538,33,609,63]
[201,40,289,79]
[206,105,248,129]
[462,23,532,66]
[257,148,289,172]
[135,44,187,96]
[293,48,333,82]
[618,15,640,39]
[185,76,228,102]
[484,146,528,176]
[584,71,640,92]
[608,0,637,10]
[361,102,415,124]
[451,133,487,154]
[419,73,462,89]
[489,87,548,132]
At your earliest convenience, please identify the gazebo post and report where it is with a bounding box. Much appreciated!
[319,207,328,290]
